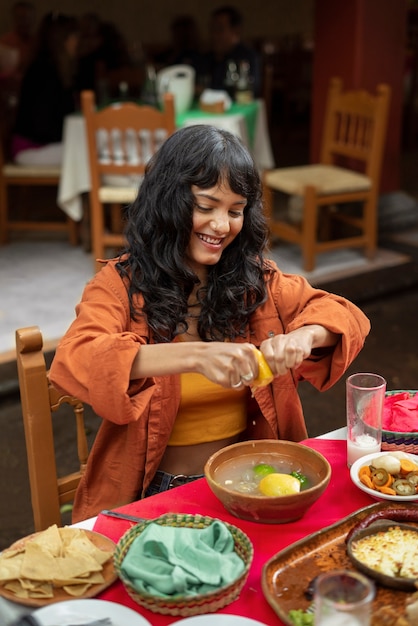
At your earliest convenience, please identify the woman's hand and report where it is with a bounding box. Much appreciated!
[195,341,260,389]
[260,325,339,377]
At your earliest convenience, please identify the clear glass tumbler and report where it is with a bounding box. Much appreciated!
[314,569,375,626]
[346,372,386,468]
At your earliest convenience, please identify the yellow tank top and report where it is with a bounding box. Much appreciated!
[168,372,248,446]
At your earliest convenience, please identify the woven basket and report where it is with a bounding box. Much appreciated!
[113,512,253,616]
[381,390,418,455]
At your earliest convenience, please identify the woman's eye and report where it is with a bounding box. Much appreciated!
[230,210,244,218]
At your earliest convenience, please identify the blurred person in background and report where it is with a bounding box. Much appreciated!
[153,14,201,71]
[76,14,136,100]
[0,1,36,83]
[11,11,79,165]
[196,5,261,98]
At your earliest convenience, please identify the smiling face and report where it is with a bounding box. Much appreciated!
[186,181,246,279]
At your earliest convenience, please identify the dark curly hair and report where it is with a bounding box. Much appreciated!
[117,124,270,343]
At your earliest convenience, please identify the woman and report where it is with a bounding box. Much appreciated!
[11,12,79,165]
[50,125,370,522]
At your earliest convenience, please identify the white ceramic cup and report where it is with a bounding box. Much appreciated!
[346,372,386,468]
[314,569,375,626]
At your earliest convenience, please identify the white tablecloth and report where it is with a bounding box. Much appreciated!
[57,100,275,221]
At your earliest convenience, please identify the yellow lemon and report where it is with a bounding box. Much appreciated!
[252,350,274,388]
[258,473,301,497]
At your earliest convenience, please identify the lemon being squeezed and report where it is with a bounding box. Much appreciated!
[258,472,301,496]
[251,350,274,389]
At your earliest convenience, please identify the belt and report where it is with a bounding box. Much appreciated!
[147,470,204,494]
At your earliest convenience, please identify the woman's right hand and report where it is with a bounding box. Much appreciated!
[195,341,260,389]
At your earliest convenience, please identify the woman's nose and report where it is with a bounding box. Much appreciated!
[210,215,230,233]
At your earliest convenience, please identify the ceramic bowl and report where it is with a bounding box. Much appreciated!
[204,439,331,524]
[347,519,418,590]
[350,451,418,502]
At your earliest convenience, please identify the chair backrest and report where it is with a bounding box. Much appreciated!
[320,77,391,185]
[81,90,175,269]
[81,90,176,190]
[16,326,88,531]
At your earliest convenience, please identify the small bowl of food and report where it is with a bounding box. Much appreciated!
[350,451,418,502]
[347,519,418,590]
[204,439,331,524]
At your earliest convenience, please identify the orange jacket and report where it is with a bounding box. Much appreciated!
[50,259,370,522]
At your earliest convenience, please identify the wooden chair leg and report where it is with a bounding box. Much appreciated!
[301,185,318,272]
[67,218,79,246]
[0,182,8,244]
[364,195,378,259]
[110,203,123,234]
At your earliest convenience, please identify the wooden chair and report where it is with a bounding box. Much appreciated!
[81,90,176,272]
[16,326,89,531]
[263,77,391,271]
[0,141,78,245]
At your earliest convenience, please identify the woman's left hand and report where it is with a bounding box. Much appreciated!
[259,324,338,377]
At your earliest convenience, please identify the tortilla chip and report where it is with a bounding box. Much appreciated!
[0,553,24,581]
[21,542,57,581]
[63,582,94,596]
[30,524,63,557]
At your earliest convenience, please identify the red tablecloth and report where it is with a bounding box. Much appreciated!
[93,439,372,625]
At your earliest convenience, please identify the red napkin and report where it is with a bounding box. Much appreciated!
[382,392,418,432]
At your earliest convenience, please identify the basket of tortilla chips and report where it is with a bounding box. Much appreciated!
[114,512,253,616]
[382,390,418,455]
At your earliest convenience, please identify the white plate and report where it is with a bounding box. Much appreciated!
[350,451,418,501]
[175,615,269,626]
[34,599,152,626]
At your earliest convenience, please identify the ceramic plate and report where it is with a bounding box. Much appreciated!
[350,451,418,501]
[34,598,152,625]
[0,529,117,607]
[347,520,418,590]
[262,501,418,626]
[175,615,269,626]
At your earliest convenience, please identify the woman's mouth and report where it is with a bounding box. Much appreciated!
[197,233,224,247]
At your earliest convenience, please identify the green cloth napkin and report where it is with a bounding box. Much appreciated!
[120,520,245,597]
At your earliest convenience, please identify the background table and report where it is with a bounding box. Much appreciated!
[57,100,275,222]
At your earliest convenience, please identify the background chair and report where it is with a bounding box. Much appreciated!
[0,139,78,245]
[263,77,391,271]
[16,326,89,531]
[81,90,175,272]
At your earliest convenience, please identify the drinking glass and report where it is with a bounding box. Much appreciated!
[346,372,386,468]
[314,569,375,626]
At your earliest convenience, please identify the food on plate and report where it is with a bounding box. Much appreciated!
[0,524,113,599]
[350,525,418,579]
[357,453,418,497]
[346,506,418,543]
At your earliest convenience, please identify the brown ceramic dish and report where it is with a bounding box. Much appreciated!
[347,520,418,590]
[204,439,331,524]
[262,501,418,626]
